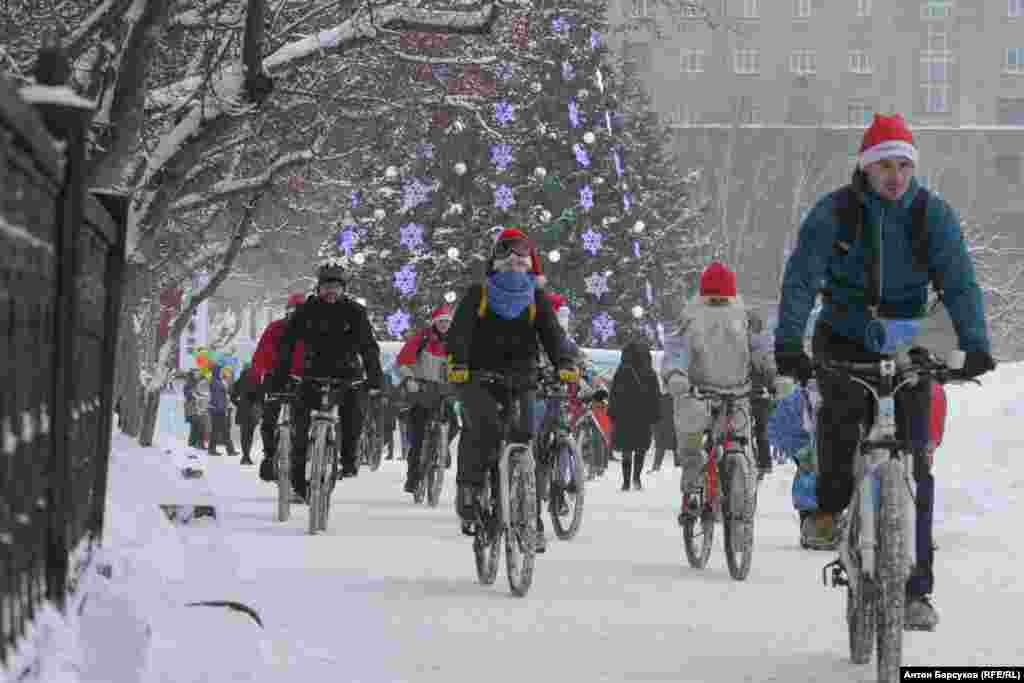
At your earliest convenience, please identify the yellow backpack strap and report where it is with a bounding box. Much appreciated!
[528,303,536,323]
[477,283,488,318]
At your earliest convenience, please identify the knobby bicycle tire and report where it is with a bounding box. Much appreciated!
[876,460,906,683]
[366,418,383,472]
[722,451,756,581]
[846,503,876,665]
[427,422,447,508]
[682,446,718,569]
[308,426,329,534]
[321,437,339,529]
[506,450,537,597]
[276,423,292,523]
[550,437,585,541]
[474,474,500,585]
[413,428,427,504]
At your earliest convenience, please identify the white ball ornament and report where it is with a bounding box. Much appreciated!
[531,81,542,93]
[540,209,553,222]
[447,247,460,259]
[454,162,467,176]
[444,291,458,304]
[373,208,386,220]
[633,220,646,234]
[583,131,596,145]
[632,305,644,319]
[534,166,547,179]
[385,165,399,180]
[548,249,561,263]
[353,253,366,265]
[356,297,367,306]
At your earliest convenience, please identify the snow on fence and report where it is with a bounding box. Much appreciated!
[0,63,128,677]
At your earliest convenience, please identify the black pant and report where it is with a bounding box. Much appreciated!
[209,413,236,454]
[290,385,365,497]
[751,396,773,470]
[239,418,258,459]
[456,381,535,488]
[813,322,935,597]
[261,401,280,460]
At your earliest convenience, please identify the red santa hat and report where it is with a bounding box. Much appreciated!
[489,227,546,287]
[431,304,453,324]
[858,113,918,169]
[699,261,737,298]
[287,292,306,307]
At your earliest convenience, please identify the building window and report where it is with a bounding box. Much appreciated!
[857,0,872,17]
[630,0,649,18]
[848,101,874,125]
[998,98,1024,124]
[624,42,652,71]
[740,0,759,19]
[734,49,760,74]
[921,53,950,82]
[922,0,953,19]
[682,4,701,17]
[681,48,705,73]
[927,27,948,51]
[923,83,950,113]
[790,50,817,75]
[1010,0,1024,17]
[849,51,873,74]
[794,0,812,18]
[1006,48,1024,74]
[995,155,1022,184]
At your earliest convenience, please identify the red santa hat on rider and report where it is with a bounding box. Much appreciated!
[487,226,546,288]
[858,113,918,169]
[431,304,453,325]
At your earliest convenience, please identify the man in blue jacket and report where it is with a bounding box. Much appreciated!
[774,113,995,631]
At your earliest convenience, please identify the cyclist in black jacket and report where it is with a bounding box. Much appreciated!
[270,261,384,500]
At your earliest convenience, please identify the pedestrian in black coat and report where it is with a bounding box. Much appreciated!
[231,364,263,465]
[608,340,661,491]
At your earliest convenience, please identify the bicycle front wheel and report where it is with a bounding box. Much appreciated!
[845,501,876,665]
[682,451,717,569]
[276,424,292,523]
[550,437,585,541]
[722,450,756,581]
[505,449,537,597]
[427,423,447,508]
[366,418,383,472]
[473,474,500,585]
[307,426,328,535]
[876,459,907,682]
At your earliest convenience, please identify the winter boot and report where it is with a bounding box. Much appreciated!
[632,451,645,490]
[621,453,632,491]
[905,595,939,631]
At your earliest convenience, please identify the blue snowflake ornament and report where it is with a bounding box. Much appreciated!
[415,142,435,160]
[573,143,590,168]
[562,61,575,81]
[551,16,568,33]
[495,62,514,81]
[400,222,425,251]
[401,177,431,211]
[592,312,616,343]
[613,149,624,177]
[568,99,581,128]
[386,310,411,338]
[490,144,514,171]
[336,228,358,255]
[431,64,449,82]
[633,240,641,257]
[590,30,601,50]
[495,102,515,126]
[581,227,603,255]
[579,185,594,211]
[494,184,515,210]
[584,272,609,298]
[623,191,633,212]
[394,264,417,297]
[350,191,361,209]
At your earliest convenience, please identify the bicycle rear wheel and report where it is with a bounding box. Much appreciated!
[426,423,447,508]
[473,474,500,585]
[308,427,328,535]
[506,449,537,597]
[682,453,717,569]
[366,418,383,472]
[550,438,584,541]
[876,460,907,682]
[276,424,292,523]
[319,439,338,531]
[722,451,756,581]
[845,502,876,665]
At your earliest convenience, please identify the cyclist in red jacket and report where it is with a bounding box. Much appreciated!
[253,292,306,482]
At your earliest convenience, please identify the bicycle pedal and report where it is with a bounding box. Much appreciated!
[822,558,847,588]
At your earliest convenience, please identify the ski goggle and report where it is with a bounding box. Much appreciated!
[494,239,531,258]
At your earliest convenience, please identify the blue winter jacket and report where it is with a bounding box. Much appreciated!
[776,177,990,354]
[209,371,228,415]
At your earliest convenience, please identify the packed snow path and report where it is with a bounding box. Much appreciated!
[168,408,1022,683]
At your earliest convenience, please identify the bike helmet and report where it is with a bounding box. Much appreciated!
[317,258,345,287]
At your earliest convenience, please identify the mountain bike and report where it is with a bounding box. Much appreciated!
[679,385,769,581]
[467,371,539,597]
[304,376,365,534]
[536,372,585,540]
[358,395,383,472]
[818,350,975,682]
[414,383,456,508]
[571,390,610,480]
[264,385,296,523]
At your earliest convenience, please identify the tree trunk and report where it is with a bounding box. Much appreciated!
[137,389,161,448]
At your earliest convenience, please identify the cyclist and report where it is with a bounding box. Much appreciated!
[774,112,995,630]
[446,227,578,540]
[269,261,384,501]
[253,292,306,489]
[396,303,456,494]
[661,261,774,512]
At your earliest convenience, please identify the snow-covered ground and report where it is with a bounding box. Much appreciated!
[15,364,1024,682]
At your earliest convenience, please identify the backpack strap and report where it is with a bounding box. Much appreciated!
[478,283,488,318]
[909,187,943,301]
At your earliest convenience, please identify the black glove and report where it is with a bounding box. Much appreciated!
[267,369,289,393]
[961,350,995,379]
[775,350,814,384]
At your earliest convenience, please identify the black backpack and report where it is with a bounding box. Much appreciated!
[826,176,943,317]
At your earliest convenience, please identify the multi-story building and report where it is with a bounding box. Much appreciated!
[616,0,1024,126]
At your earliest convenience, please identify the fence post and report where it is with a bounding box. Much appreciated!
[89,190,129,540]
[28,42,94,611]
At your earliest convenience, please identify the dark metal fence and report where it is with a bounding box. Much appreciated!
[0,67,127,667]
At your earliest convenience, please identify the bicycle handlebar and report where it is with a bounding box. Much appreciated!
[688,386,772,401]
[814,356,981,387]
